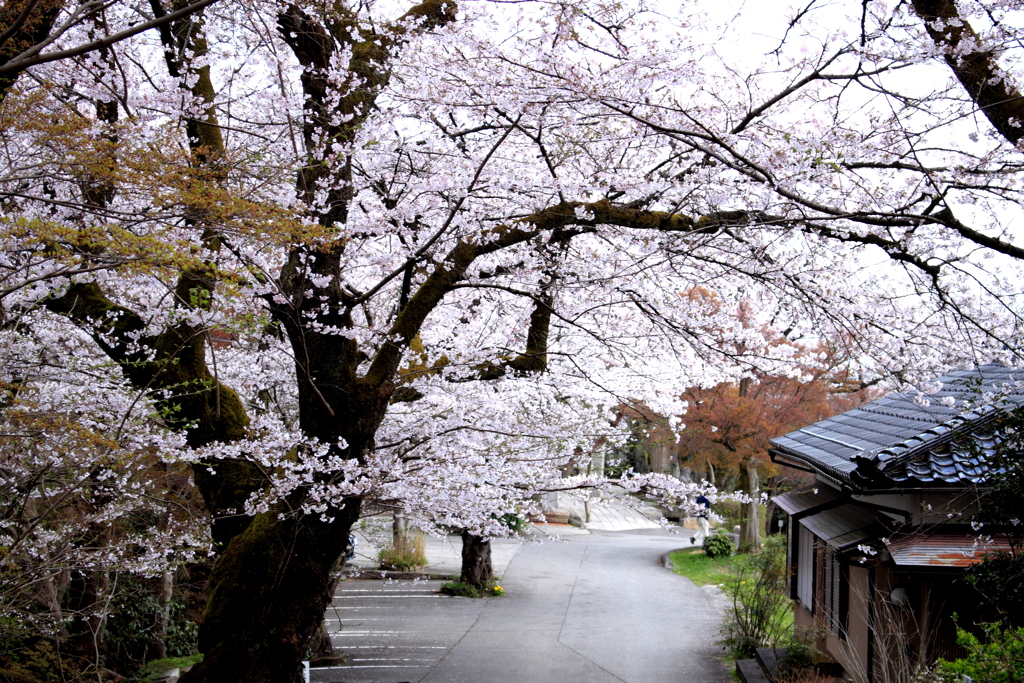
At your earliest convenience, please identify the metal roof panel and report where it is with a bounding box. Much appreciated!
[886,533,1014,567]
[799,503,887,549]
[772,486,844,516]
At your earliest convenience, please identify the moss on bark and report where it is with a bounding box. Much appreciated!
[182,501,360,683]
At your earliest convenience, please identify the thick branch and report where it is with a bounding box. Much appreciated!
[506,286,553,375]
[809,225,942,277]
[278,0,456,225]
[928,207,1024,261]
[363,200,732,388]
[44,283,153,377]
[41,3,257,545]
[44,283,260,545]
[912,0,1024,144]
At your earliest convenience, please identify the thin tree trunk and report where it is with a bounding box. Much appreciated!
[739,458,761,552]
[85,570,110,664]
[19,496,63,624]
[392,512,408,556]
[152,570,174,661]
[765,499,777,536]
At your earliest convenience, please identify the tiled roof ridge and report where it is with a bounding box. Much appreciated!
[769,362,1024,488]
[865,363,1024,449]
[863,405,1001,471]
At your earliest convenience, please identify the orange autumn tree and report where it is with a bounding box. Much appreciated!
[677,365,874,550]
[678,372,848,483]
[667,289,877,548]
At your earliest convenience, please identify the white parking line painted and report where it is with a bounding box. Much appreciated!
[329,645,446,649]
[314,665,432,670]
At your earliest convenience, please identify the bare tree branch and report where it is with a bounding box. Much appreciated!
[0,0,220,77]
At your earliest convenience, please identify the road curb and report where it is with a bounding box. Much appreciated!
[661,551,674,569]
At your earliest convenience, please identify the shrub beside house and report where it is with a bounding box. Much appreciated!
[768,363,1021,683]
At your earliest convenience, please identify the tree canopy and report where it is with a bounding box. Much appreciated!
[4,0,1024,680]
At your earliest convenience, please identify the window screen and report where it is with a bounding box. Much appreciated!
[797,523,814,612]
[821,545,848,639]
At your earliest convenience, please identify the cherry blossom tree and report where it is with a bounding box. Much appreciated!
[4,0,1024,681]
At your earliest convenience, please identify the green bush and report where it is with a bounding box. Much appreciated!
[937,624,1024,683]
[497,513,527,534]
[711,499,743,527]
[703,533,734,559]
[103,574,200,675]
[962,554,1024,628]
[0,641,87,683]
[773,627,823,680]
[719,535,791,659]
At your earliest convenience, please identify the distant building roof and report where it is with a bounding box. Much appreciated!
[769,363,1024,489]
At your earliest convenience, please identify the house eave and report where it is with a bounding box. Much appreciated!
[768,446,857,491]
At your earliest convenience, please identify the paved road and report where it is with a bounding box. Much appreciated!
[313,528,731,683]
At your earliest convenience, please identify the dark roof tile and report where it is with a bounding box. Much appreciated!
[772,486,844,516]
[769,363,1024,487]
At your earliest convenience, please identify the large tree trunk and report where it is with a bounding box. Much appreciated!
[181,500,360,683]
[912,0,1024,145]
[178,258,396,683]
[460,531,493,589]
[0,0,65,100]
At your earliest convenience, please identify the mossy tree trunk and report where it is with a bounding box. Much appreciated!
[182,325,394,682]
[0,0,65,100]
[186,502,361,683]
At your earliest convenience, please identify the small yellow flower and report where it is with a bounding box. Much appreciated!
[492,585,505,596]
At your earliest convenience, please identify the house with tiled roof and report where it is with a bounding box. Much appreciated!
[768,363,1022,683]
